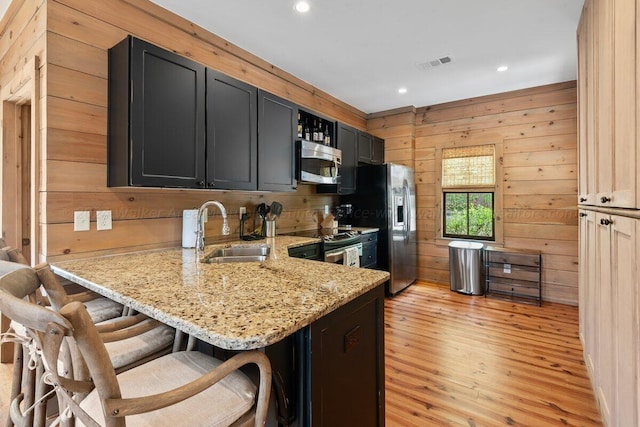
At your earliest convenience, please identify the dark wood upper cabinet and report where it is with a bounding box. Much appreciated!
[358,131,373,163]
[109,37,297,193]
[371,136,384,165]
[257,90,297,192]
[358,131,384,165]
[206,70,257,190]
[108,36,205,188]
[336,122,358,194]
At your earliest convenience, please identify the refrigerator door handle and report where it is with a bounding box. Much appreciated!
[403,182,410,243]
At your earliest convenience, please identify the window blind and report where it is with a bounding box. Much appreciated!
[442,145,495,187]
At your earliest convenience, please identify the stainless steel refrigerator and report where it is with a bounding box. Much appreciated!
[344,163,417,295]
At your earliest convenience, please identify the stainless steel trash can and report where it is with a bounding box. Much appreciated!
[449,241,484,295]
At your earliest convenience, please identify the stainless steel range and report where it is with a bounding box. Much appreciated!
[284,229,362,264]
[321,231,361,264]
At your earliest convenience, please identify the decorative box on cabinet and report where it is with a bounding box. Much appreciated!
[484,246,542,306]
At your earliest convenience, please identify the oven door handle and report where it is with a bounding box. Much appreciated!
[325,250,346,263]
[324,243,362,263]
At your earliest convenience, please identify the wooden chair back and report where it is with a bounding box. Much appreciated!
[0,260,122,425]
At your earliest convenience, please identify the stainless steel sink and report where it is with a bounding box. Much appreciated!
[202,244,270,263]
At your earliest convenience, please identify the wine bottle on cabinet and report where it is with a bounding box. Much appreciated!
[317,121,324,144]
[297,113,303,139]
[312,119,319,142]
[324,124,331,146]
[304,119,311,141]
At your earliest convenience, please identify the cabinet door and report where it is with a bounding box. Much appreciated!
[595,0,614,207]
[308,285,385,427]
[577,5,595,205]
[257,90,297,192]
[610,0,637,208]
[610,215,638,426]
[110,36,206,188]
[578,210,597,375]
[358,131,373,163]
[206,70,257,190]
[595,212,614,422]
[336,123,358,194]
[371,136,385,165]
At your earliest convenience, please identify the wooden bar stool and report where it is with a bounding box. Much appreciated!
[0,260,271,427]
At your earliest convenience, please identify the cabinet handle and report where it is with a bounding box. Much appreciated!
[579,197,587,202]
[197,181,205,187]
[600,196,611,203]
[579,213,587,217]
[600,218,612,226]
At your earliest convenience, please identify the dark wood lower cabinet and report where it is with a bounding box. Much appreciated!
[305,284,385,427]
[204,283,385,427]
[265,283,385,427]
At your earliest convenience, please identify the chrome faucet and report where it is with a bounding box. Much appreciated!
[196,201,230,251]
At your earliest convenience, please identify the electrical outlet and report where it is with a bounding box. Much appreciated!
[239,206,246,219]
[96,210,112,231]
[74,211,90,231]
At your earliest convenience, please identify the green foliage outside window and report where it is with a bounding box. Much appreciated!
[444,192,494,240]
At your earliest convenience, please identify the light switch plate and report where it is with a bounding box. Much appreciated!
[74,211,90,231]
[96,210,112,231]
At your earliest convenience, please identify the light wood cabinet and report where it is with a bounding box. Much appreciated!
[578,0,638,209]
[609,215,639,427]
[578,2,640,423]
[579,212,639,426]
[578,210,597,375]
[594,212,614,422]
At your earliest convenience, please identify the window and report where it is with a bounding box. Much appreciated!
[441,145,496,240]
[443,192,494,240]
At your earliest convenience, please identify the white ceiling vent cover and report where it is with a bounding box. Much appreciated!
[416,56,453,71]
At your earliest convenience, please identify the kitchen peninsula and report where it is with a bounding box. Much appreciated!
[51,236,389,426]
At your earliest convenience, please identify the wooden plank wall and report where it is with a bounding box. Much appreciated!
[368,82,579,305]
[16,0,372,261]
[0,0,46,250]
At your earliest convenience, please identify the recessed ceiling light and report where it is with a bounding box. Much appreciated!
[497,65,509,72]
[294,1,310,13]
[398,87,408,94]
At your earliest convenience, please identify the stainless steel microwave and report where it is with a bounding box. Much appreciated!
[296,140,342,184]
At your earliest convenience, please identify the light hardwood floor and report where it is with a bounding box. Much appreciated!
[0,282,602,426]
[386,282,602,426]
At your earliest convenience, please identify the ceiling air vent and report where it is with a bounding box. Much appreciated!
[416,56,453,71]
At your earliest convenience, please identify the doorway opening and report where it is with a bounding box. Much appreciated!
[2,102,32,264]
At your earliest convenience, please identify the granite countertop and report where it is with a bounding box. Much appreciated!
[51,236,389,351]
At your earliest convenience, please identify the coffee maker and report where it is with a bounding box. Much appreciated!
[332,204,353,230]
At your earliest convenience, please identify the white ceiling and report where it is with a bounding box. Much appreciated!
[149,0,584,113]
[0,0,585,114]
